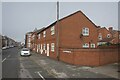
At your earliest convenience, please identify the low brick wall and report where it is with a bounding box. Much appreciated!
[59,48,118,66]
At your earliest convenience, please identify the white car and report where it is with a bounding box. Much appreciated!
[20,48,31,56]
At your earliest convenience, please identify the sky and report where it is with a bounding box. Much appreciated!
[0,2,2,35]
[2,1,119,42]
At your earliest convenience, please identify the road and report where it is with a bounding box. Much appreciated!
[2,47,56,80]
[2,47,20,78]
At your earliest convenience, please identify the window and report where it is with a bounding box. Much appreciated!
[28,34,31,37]
[32,35,35,40]
[98,33,102,40]
[107,34,110,38]
[27,43,31,47]
[91,43,95,48]
[28,38,31,42]
[43,31,46,37]
[38,44,40,50]
[83,43,89,48]
[82,28,89,36]
[51,26,55,35]
[51,43,55,52]
[43,44,46,50]
[38,34,40,39]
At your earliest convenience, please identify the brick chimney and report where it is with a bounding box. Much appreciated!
[108,27,113,32]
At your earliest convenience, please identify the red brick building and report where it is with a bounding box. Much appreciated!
[108,27,120,44]
[97,27,113,46]
[25,32,33,50]
[25,11,119,66]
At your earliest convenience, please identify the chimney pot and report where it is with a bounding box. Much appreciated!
[108,27,113,32]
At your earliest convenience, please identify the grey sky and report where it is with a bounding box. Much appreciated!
[2,2,118,42]
[0,2,2,35]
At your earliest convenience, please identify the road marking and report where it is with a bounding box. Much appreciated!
[37,72,45,80]
[8,55,10,57]
[2,58,6,62]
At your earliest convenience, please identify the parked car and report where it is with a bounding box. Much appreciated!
[2,47,7,50]
[20,48,31,56]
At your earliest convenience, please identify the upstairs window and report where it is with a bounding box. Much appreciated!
[51,43,55,52]
[27,43,31,47]
[82,28,89,36]
[98,33,102,40]
[107,34,110,38]
[28,38,31,43]
[83,43,89,48]
[28,34,31,38]
[32,35,35,40]
[51,26,55,35]
[38,34,40,39]
[43,31,46,37]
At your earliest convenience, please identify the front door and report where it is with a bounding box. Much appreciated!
[37,45,38,53]
[47,44,49,56]
[41,44,43,54]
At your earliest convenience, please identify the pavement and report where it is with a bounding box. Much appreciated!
[88,63,119,79]
[29,51,119,79]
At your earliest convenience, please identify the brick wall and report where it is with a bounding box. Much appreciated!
[59,48,118,66]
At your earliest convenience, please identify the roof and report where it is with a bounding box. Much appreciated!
[37,10,98,33]
[26,32,33,34]
[110,30,120,35]
[98,38,114,42]
[36,27,45,34]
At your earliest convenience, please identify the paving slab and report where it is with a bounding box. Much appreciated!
[29,52,118,79]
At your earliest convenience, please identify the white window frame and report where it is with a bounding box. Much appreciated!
[38,34,40,39]
[107,34,110,38]
[28,34,31,38]
[27,43,31,47]
[28,38,31,43]
[98,33,102,40]
[82,27,89,36]
[51,43,55,52]
[90,43,95,48]
[43,31,46,37]
[43,44,46,50]
[83,43,89,48]
[51,26,55,35]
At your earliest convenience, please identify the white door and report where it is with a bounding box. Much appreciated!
[41,44,43,54]
[47,44,49,56]
[37,45,38,52]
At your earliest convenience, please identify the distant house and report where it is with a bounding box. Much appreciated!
[25,32,33,49]
[2,35,17,48]
[97,27,113,46]
[25,10,118,66]
[108,27,120,44]
[25,28,45,51]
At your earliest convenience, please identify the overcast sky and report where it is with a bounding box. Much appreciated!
[2,2,118,42]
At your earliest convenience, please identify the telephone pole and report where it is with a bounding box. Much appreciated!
[56,1,59,61]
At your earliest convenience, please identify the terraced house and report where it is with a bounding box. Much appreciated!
[25,11,119,66]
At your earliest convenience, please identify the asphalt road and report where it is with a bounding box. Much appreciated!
[2,47,56,80]
[19,52,55,79]
[2,47,20,78]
